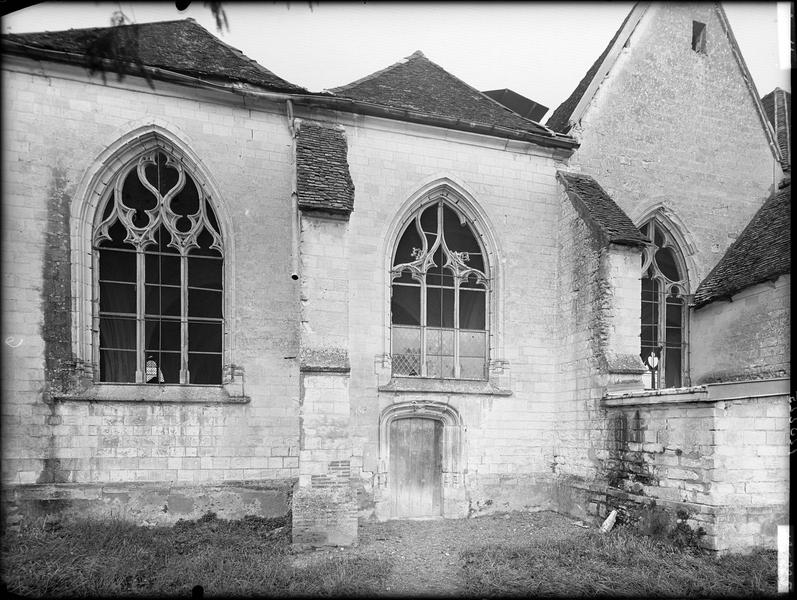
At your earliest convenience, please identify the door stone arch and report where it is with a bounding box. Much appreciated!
[377,400,465,518]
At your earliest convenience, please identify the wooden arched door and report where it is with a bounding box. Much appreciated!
[389,417,442,518]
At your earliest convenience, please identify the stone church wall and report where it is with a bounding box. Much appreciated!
[2,64,301,520]
[332,115,572,518]
[691,276,790,384]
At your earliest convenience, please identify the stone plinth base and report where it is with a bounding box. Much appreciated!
[2,480,293,527]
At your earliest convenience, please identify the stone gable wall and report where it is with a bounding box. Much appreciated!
[570,3,780,288]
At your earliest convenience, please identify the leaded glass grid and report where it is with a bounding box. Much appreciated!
[94,151,224,385]
[390,200,488,380]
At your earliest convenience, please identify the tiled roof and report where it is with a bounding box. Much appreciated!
[694,179,791,308]
[329,51,552,136]
[545,7,635,133]
[556,171,647,246]
[482,88,549,122]
[761,88,791,171]
[2,19,307,93]
[295,120,355,216]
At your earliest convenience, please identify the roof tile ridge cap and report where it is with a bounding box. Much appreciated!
[556,169,590,182]
[419,53,554,133]
[10,18,190,37]
[328,49,425,94]
[295,118,346,132]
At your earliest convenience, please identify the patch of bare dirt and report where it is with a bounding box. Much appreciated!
[290,510,579,596]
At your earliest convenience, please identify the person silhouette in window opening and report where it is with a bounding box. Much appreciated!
[146,354,165,383]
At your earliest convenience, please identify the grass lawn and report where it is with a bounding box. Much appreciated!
[1,512,778,597]
[460,528,778,597]
[1,513,389,598]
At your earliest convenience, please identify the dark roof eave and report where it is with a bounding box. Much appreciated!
[608,238,648,248]
[694,272,789,309]
[5,41,579,149]
[299,95,579,150]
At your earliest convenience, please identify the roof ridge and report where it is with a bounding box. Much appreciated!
[417,52,552,129]
[2,18,192,37]
[3,18,307,93]
[332,50,549,131]
[181,19,307,91]
[328,49,425,93]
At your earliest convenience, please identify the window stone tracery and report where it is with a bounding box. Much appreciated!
[640,219,689,388]
[390,199,489,380]
[94,150,224,385]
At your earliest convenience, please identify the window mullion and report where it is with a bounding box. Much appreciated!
[484,287,490,380]
[682,293,691,386]
[135,248,145,383]
[180,251,188,384]
[420,277,427,377]
[657,278,667,389]
[453,276,460,379]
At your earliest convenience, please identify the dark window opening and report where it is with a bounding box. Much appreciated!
[640,220,688,389]
[95,150,224,385]
[692,21,706,53]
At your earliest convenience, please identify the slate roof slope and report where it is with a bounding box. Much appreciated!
[761,88,791,172]
[295,120,355,216]
[2,19,307,93]
[329,51,552,136]
[556,171,647,246]
[694,179,791,308]
[545,6,636,133]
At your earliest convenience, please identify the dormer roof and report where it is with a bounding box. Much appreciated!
[330,50,556,138]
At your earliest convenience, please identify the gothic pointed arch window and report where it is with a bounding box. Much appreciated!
[94,150,224,384]
[640,219,689,388]
[390,199,489,380]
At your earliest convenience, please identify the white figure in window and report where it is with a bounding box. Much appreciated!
[146,355,165,383]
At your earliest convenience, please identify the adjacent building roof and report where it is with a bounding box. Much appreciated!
[2,18,307,93]
[556,171,647,247]
[694,179,791,308]
[481,88,549,122]
[295,120,355,216]
[761,88,791,172]
[329,51,554,137]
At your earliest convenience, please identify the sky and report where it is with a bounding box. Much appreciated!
[1,2,791,117]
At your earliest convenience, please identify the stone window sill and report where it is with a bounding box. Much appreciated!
[378,377,511,396]
[52,383,250,404]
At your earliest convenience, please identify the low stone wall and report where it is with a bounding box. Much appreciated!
[2,480,293,528]
[590,378,790,552]
[552,378,789,552]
